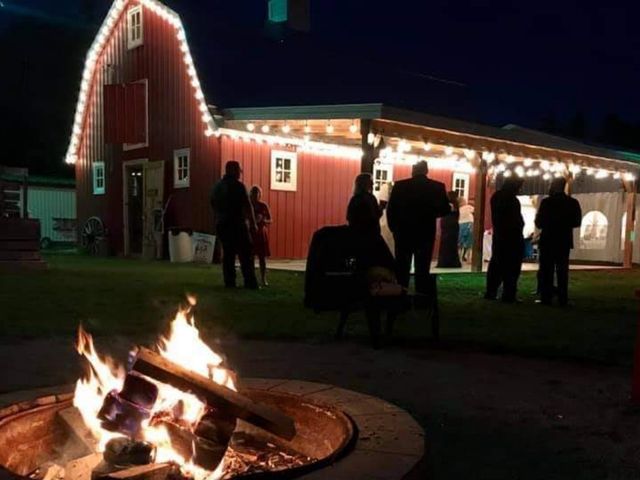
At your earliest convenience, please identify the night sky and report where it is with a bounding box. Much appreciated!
[1,0,638,174]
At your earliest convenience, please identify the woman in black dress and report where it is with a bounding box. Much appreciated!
[437,191,462,268]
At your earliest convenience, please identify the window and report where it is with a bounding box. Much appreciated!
[92,161,105,195]
[580,210,608,250]
[373,162,393,194]
[271,150,297,191]
[173,148,190,188]
[452,172,470,200]
[127,6,143,49]
[122,79,148,150]
[268,0,288,22]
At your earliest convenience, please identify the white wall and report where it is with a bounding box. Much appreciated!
[27,187,77,243]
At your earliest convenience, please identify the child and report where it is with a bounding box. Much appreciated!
[249,186,272,286]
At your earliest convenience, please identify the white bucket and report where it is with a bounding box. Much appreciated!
[168,231,193,263]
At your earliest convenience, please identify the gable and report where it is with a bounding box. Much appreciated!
[64,0,215,165]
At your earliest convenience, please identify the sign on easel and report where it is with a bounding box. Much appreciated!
[192,232,216,264]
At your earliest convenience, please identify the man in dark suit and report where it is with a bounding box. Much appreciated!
[211,161,258,289]
[387,160,450,294]
[535,177,582,306]
[485,177,525,303]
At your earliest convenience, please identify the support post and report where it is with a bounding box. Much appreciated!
[471,161,488,272]
[360,119,375,174]
[623,179,636,268]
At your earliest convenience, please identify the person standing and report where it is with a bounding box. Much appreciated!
[436,191,462,268]
[387,160,450,293]
[484,177,525,303]
[535,177,582,306]
[458,198,474,262]
[210,161,258,289]
[249,186,272,287]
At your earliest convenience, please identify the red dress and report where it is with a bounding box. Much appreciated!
[251,201,271,257]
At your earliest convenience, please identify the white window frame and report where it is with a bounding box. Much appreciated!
[452,172,470,200]
[173,148,190,188]
[92,161,106,195]
[123,79,149,151]
[127,5,144,50]
[373,162,393,194]
[270,150,297,192]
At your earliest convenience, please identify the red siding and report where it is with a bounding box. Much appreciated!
[75,1,219,255]
[220,137,360,258]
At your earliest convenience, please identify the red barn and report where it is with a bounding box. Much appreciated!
[66,0,640,269]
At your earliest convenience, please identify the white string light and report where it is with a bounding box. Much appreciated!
[444,146,454,156]
[246,123,255,132]
[349,120,358,134]
[423,142,432,152]
[261,124,270,133]
[326,121,334,134]
[281,121,291,134]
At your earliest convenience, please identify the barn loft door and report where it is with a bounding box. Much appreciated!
[142,161,164,260]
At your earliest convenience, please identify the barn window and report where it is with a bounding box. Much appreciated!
[271,150,297,191]
[127,6,144,50]
[373,162,393,194]
[580,210,608,250]
[452,172,470,199]
[173,148,190,188]
[92,161,105,195]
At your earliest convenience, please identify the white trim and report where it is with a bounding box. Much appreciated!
[127,5,144,49]
[92,161,106,195]
[373,162,393,194]
[452,171,470,200]
[122,158,148,256]
[65,0,215,164]
[270,150,297,192]
[123,78,149,151]
[173,147,190,188]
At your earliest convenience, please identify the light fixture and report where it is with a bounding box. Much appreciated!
[246,123,255,132]
[523,158,533,167]
[367,132,375,145]
[503,169,513,178]
[349,120,358,134]
[326,121,334,134]
[423,142,432,152]
[304,121,311,133]
[463,148,476,160]
[542,172,551,180]
[281,121,291,134]
[261,124,270,133]
[444,146,454,156]
[515,166,525,177]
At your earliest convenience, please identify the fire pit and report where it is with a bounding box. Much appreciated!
[0,300,424,479]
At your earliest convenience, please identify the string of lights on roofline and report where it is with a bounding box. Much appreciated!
[218,121,636,181]
[63,0,636,184]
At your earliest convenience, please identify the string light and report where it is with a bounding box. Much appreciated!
[304,121,311,134]
[503,170,513,178]
[261,124,270,133]
[624,173,636,182]
[326,121,334,134]
[281,121,291,134]
[463,148,476,160]
[482,151,496,162]
[444,146,454,155]
[505,154,516,163]
[423,142,432,152]
[542,172,551,180]
[523,158,534,167]
[349,120,358,134]
[515,166,525,177]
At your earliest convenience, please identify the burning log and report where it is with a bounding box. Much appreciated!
[132,348,296,441]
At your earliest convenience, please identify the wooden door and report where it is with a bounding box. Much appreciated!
[142,161,164,260]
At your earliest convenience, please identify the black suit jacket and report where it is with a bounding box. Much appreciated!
[535,193,582,250]
[387,175,450,241]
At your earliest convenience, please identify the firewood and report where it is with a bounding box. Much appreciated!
[160,421,228,471]
[58,407,98,454]
[132,348,296,440]
[96,463,177,480]
[65,454,102,480]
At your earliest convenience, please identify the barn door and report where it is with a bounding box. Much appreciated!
[142,161,165,260]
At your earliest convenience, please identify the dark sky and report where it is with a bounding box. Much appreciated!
[1,0,638,146]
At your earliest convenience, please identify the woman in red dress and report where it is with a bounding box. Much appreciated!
[249,186,272,286]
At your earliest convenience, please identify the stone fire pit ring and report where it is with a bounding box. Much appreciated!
[0,379,425,480]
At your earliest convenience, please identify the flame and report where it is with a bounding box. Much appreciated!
[74,300,235,479]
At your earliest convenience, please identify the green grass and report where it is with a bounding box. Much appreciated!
[1,252,638,366]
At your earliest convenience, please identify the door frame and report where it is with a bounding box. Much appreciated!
[122,158,148,256]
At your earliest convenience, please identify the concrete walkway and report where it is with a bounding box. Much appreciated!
[0,336,637,479]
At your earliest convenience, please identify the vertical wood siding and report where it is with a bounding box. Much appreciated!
[220,137,360,258]
[75,1,218,255]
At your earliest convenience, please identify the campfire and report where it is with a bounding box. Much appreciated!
[9,298,353,480]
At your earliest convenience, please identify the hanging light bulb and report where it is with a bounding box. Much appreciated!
[423,142,432,152]
[304,121,311,133]
[444,146,454,156]
[246,123,255,132]
[367,132,375,145]
[542,172,551,180]
[624,172,636,182]
[326,121,334,134]
[515,166,525,177]
[303,134,310,142]
[613,172,622,180]
[281,121,291,134]
[586,168,594,176]
[503,169,513,178]
[349,120,358,134]
[505,154,516,164]
[261,124,270,133]
[523,158,534,167]
[463,148,476,160]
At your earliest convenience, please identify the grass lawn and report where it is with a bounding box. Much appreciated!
[1,252,638,366]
